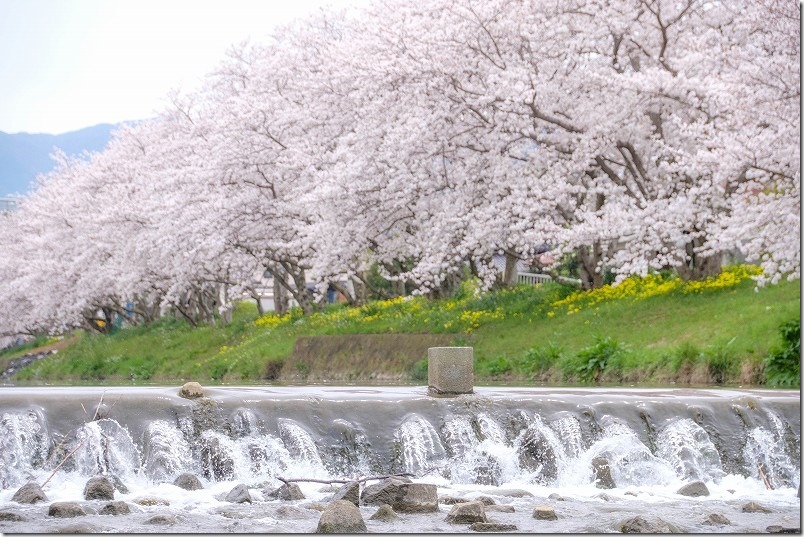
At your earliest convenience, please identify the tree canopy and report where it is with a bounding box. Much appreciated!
[0,0,799,337]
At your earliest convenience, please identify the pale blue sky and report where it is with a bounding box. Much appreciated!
[0,0,365,134]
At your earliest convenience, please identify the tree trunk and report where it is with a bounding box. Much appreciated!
[502,251,520,288]
[578,242,604,290]
[272,272,289,316]
[677,234,722,281]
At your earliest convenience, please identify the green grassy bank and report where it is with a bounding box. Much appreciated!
[3,265,800,387]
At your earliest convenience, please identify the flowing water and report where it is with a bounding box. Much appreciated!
[0,386,799,533]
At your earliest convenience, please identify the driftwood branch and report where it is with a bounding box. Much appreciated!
[41,441,84,488]
[276,472,416,486]
[757,463,774,490]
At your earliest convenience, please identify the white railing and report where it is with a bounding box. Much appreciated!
[517,272,583,286]
[517,272,553,285]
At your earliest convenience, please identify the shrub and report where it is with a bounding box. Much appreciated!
[764,318,801,387]
[572,336,624,384]
[522,342,563,374]
[485,355,513,377]
[409,358,428,381]
[671,342,703,372]
[705,347,737,384]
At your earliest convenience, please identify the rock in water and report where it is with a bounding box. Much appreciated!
[179,381,204,399]
[445,501,488,524]
[278,483,306,501]
[619,515,678,533]
[48,502,87,518]
[677,481,709,497]
[99,501,131,516]
[470,522,518,532]
[360,478,437,513]
[532,504,558,520]
[591,457,616,489]
[83,476,115,500]
[225,484,252,504]
[11,482,48,504]
[742,501,772,513]
[315,499,367,533]
[173,472,204,491]
[145,514,176,525]
[369,504,400,521]
[331,481,360,506]
[702,513,730,526]
[0,511,26,521]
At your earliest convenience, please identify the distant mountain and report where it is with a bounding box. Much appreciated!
[0,123,117,198]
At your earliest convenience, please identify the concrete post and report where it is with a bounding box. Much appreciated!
[427,347,473,397]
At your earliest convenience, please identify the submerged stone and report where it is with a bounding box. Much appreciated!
[702,513,730,526]
[677,481,709,497]
[619,515,678,533]
[470,522,518,532]
[48,502,86,518]
[331,481,360,506]
[179,381,204,399]
[315,499,367,533]
[533,504,558,520]
[99,501,130,516]
[83,476,115,501]
[11,482,47,504]
[445,501,488,524]
[225,484,252,504]
[173,472,204,490]
[742,501,772,513]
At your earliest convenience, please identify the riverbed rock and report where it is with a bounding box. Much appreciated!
[315,499,367,533]
[470,522,518,532]
[173,472,204,490]
[440,496,469,505]
[533,504,558,520]
[278,483,306,501]
[331,481,360,506]
[677,481,709,497]
[592,457,616,489]
[548,493,566,501]
[200,436,235,481]
[225,484,252,504]
[490,488,534,498]
[766,525,801,533]
[48,502,87,518]
[275,505,317,519]
[0,510,26,521]
[83,476,115,500]
[179,381,204,399]
[55,522,96,533]
[486,504,515,513]
[369,504,400,521]
[702,513,730,526]
[11,482,48,504]
[361,479,437,513]
[132,496,169,506]
[145,514,177,525]
[619,515,678,533]
[360,477,411,505]
[105,474,129,494]
[445,501,488,524]
[518,428,559,483]
[99,501,130,516]
[742,501,772,513]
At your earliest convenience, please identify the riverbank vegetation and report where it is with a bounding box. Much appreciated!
[5,265,799,387]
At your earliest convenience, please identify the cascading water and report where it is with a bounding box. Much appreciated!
[0,386,798,533]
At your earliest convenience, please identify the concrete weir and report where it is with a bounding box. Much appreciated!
[427,346,473,397]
